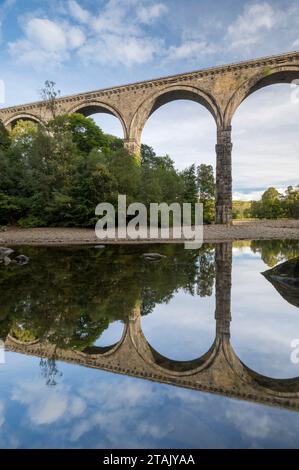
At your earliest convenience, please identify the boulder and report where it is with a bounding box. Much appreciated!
[142,253,166,261]
[0,247,14,258]
[15,255,30,266]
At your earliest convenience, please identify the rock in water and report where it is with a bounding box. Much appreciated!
[142,253,166,261]
[15,255,30,266]
[4,256,11,266]
[0,247,14,258]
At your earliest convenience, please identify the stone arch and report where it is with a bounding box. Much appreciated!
[4,113,43,129]
[128,311,219,377]
[224,64,299,126]
[68,101,128,139]
[223,338,299,398]
[7,334,40,346]
[129,84,222,146]
[80,322,129,357]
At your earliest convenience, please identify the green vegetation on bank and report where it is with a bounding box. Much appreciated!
[0,114,216,227]
[233,186,299,220]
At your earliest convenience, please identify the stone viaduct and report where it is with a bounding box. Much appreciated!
[0,50,299,224]
[5,242,299,412]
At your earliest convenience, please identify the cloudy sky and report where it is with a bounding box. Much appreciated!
[0,0,299,199]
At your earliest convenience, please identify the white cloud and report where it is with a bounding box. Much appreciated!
[167,40,216,61]
[137,3,168,24]
[227,3,278,49]
[8,1,165,68]
[0,401,5,428]
[25,19,67,52]
[90,0,138,36]
[9,18,86,67]
[78,33,161,66]
[68,0,90,24]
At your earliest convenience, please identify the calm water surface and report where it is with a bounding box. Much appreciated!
[0,240,299,449]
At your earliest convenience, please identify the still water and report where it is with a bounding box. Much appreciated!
[0,240,299,449]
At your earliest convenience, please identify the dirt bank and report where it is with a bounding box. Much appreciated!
[0,220,298,246]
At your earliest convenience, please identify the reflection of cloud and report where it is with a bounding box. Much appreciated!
[0,401,5,427]
[68,379,165,447]
[224,402,298,448]
[226,405,275,439]
[11,379,86,426]
[2,361,299,448]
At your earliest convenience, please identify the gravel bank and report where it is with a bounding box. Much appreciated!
[0,220,298,246]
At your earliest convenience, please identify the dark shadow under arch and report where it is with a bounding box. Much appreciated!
[82,322,128,357]
[146,339,218,373]
[226,66,299,125]
[148,89,220,125]
[69,102,127,139]
[5,113,43,128]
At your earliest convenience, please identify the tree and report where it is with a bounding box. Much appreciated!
[181,164,199,204]
[0,121,11,151]
[251,187,284,219]
[197,164,215,224]
[283,186,299,219]
[10,120,38,148]
[40,80,61,120]
[49,114,110,154]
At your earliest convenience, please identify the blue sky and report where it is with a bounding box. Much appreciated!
[0,0,299,198]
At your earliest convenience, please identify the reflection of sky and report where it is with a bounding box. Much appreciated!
[141,289,215,361]
[231,250,299,379]
[1,353,299,449]
[94,321,124,348]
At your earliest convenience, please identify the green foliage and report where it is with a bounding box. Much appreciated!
[0,121,11,151]
[49,113,111,154]
[0,108,218,227]
[251,240,299,267]
[250,186,299,220]
[197,164,215,224]
[233,200,252,219]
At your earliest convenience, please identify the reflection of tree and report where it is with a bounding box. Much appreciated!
[40,358,62,387]
[251,240,299,267]
[0,244,216,349]
[10,324,38,343]
[197,247,215,297]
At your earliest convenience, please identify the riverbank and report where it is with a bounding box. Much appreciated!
[0,220,298,246]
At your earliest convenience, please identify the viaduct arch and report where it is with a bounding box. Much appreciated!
[0,51,298,224]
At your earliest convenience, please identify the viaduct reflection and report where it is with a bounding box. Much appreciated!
[3,243,299,411]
